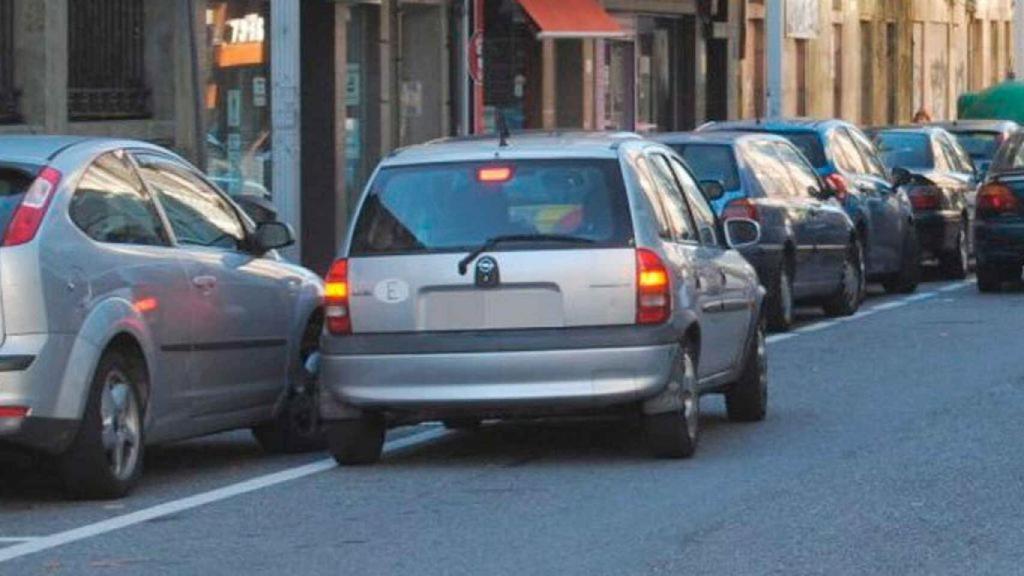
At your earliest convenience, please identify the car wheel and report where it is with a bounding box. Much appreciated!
[822,241,863,317]
[442,418,482,431]
[725,319,768,422]
[765,264,794,332]
[58,349,145,500]
[326,415,386,465]
[644,342,699,459]
[882,226,920,294]
[976,263,1005,293]
[940,222,970,280]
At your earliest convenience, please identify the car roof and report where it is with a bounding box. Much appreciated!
[870,126,945,137]
[929,119,1020,133]
[654,131,789,147]
[698,117,846,134]
[380,131,644,166]
[0,135,97,164]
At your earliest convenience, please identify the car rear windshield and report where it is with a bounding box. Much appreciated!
[673,144,741,190]
[991,134,1024,173]
[350,159,633,255]
[874,132,933,169]
[776,132,827,168]
[952,131,1001,160]
[0,166,37,236]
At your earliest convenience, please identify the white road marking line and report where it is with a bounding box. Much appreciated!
[870,301,907,312]
[938,281,972,292]
[0,538,41,543]
[765,333,797,344]
[0,427,453,564]
[904,291,938,302]
[794,321,836,334]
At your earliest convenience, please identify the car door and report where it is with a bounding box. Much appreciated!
[66,150,194,440]
[668,156,752,371]
[133,152,295,424]
[643,153,730,377]
[846,127,905,273]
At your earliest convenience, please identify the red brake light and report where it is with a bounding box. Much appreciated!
[977,183,1020,217]
[0,406,29,419]
[722,198,759,221]
[477,166,514,183]
[907,186,941,211]
[325,259,351,335]
[823,173,849,201]
[636,248,671,325]
[3,167,61,247]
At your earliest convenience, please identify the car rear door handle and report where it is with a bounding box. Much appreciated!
[192,275,217,291]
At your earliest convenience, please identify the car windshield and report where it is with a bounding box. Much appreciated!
[951,131,1001,160]
[674,144,741,190]
[0,165,37,236]
[777,132,827,168]
[350,159,633,255]
[874,132,933,169]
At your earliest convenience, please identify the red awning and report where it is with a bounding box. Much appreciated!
[516,0,625,39]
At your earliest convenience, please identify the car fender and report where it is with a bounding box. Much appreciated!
[54,297,158,423]
[273,271,324,415]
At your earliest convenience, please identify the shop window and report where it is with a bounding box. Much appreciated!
[0,0,16,124]
[203,1,272,199]
[68,0,150,121]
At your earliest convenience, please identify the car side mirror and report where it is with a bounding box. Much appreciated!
[254,221,295,252]
[724,218,761,249]
[891,167,912,188]
[699,180,726,201]
[810,185,833,200]
[235,194,278,224]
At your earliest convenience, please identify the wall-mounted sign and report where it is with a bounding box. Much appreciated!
[226,13,265,44]
[253,77,267,108]
[216,13,266,68]
[227,89,241,128]
[346,64,361,107]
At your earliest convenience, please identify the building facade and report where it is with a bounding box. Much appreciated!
[740,0,1015,125]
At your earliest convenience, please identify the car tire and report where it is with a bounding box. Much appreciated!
[882,226,920,294]
[725,319,768,422]
[822,241,863,317]
[442,418,482,431]
[976,263,1005,293]
[326,415,386,466]
[253,352,325,454]
[58,349,145,500]
[940,221,970,280]
[765,264,794,332]
[644,342,699,459]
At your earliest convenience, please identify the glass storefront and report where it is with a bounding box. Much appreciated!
[345,4,382,206]
[203,0,272,199]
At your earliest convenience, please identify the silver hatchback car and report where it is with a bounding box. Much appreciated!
[0,136,323,498]
[320,133,768,463]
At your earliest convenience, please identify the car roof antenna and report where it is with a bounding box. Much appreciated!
[497,109,511,148]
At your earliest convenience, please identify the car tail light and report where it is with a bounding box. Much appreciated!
[823,173,849,201]
[477,166,514,183]
[325,259,351,335]
[0,406,29,419]
[3,167,61,247]
[976,183,1020,217]
[907,186,942,211]
[722,198,759,221]
[636,248,671,325]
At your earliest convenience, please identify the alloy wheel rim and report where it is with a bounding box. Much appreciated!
[757,326,768,401]
[100,370,141,481]
[844,248,861,308]
[681,352,698,440]
[780,271,793,324]
[958,227,969,273]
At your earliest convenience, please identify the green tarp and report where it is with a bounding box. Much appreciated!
[958,81,1024,124]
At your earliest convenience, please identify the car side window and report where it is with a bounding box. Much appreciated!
[632,156,672,238]
[668,157,718,246]
[773,141,821,197]
[931,138,952,171]
[649,154,698,243]
[830,129,867,174]
[848,128,888,178]
[134,154,247,251]
[942,134,973,174]
[69,151,169,246]
[745,141,793,198]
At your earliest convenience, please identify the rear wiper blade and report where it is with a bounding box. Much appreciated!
[457,234,595,275]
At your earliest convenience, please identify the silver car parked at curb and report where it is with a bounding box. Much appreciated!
[0,136,324,499]
[319,132,768,463]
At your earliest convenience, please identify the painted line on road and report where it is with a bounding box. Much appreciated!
[0,427,454,564]
[0,538,41,543]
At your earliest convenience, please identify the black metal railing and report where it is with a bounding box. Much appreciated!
[0,0,19,124]
[68,0,150,121]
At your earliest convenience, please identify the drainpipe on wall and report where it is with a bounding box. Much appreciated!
[765,0,784,118]
[184,0,206,172]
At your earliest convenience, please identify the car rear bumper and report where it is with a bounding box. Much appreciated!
[0,333,80,453]
[320,327,678,418]
[914,211,960,256]
[975,220,1024,269]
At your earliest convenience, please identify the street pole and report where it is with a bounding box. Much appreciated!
[765,0,784,117]
[1015,0,1024,80]
[271,0,302,262]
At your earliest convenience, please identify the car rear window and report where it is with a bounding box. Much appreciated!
[673,144,741,190]
[350,159,633,255]
[776,132,827,168]
[874,132,933,169]
[991,134,1024,173]
[0,166,37,236]
[951,131,1001,160]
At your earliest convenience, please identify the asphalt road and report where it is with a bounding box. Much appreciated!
[2,275,1023,575]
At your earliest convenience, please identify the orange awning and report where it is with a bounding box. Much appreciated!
[516,0,625,39]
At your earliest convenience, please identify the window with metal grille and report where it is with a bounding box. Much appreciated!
[68,0,150,121]
[0,0,18,124]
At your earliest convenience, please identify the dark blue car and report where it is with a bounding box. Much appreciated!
[699,119,920,294]
[975,130,1024,292]
[657,131,861,331]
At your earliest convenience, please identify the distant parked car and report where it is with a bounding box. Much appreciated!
[699,119,920,294]
[974,130,1024,291]
[0,136,324,499]
[870,126,974,278]
[320,132,768,464]
[657,131,861,331]
[929,120,1019,181]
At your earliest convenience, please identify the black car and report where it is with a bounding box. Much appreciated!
[657,131,861,331]
[870,126,974,279]
[974,130,1024,292]
[699,118,919,294]
[929,120,1019,180]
